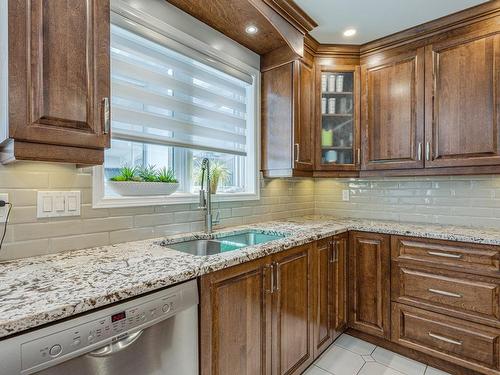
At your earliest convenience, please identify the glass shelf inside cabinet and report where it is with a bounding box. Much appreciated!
[320,71,354,165]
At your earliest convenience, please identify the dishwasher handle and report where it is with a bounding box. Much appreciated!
[87,330,144,358]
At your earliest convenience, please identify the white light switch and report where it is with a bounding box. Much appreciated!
[42,196,53,212]
[37,191,81,218]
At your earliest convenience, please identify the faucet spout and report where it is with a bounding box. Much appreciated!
[199,158,214,234]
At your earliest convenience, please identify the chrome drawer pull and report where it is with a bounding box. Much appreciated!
[428,332,462,346]
[428,288,462,298]
[427,251,463,259]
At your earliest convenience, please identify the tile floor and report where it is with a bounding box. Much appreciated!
[304,334,451,375]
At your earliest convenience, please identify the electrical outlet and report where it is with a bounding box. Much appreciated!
[0,193,9,223]
[342,190,350,201]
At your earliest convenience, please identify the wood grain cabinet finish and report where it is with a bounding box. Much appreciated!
[392,303,500,375]
[348,231,391,339]
[391,236,500,277]
[200,256,273,375]
[6,0,110,164]
[272,244,314,375]
[261,59,314,178]
[200,244,314,375]
[361,48,425,171]
[392,265,500,327]
[425,33,500,168]
[312,233,348,357]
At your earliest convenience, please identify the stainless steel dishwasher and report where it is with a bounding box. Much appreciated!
[0,279,199,375]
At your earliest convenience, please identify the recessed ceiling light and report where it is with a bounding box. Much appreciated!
[343,28,357,37]
[245,25,259,35]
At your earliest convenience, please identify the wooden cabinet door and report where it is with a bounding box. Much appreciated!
[200,257,272,375]
[424,34,500,168]
[312,238,335,356]
[361,48,425,170]
[272,244,314,375]
[333,233,348,338]
[295,59,315,172]
[8,0,110,149]
[348,232,391,339]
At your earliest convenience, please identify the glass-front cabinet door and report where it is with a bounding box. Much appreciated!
[316,65,360,175]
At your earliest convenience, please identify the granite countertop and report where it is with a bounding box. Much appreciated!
[1,215,499,340]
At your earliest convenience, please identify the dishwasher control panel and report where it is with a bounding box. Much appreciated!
[21,292,180,372]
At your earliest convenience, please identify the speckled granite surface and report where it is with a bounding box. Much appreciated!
[1,216,499,339]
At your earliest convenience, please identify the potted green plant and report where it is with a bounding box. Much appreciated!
[208,160,230,193]
[108,165,179,196]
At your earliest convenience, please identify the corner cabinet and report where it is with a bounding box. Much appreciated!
[261,56,315,178]
[348,231,391,339]
[315,65,361,176]
[2,0,110,165]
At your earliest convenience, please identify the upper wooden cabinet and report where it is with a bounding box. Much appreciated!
[316,65,361,176]
[2,0,110,165]
[261,58,315,177]
[425,33,500,168]
[361,48,425,171]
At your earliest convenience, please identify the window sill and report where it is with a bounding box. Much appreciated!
[92,191,260,209]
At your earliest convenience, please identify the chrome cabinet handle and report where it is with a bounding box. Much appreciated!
[294,143,300,163]
[357,148,361,165]
[274,262,280,292]
[329,241,336,264]
[103,97,110,134]
[88,330,143,357]
[428,288,462,298]
[427,251,463,259]
[264,264,274,293]
[428,332,462,346]
[418,143,422,161]
[425,142,430,161]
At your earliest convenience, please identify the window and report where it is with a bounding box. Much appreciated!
[93,5,259,208]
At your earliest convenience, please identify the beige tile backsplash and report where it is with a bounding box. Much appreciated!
[315,176,500,228]
[1,161,500,261]
[0,162,314,260]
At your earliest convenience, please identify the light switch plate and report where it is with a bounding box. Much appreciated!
[0,193,9,223]
[37,191,81,218]
[342,190,350,201]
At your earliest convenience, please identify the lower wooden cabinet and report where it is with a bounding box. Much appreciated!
[200,256,272,375]
[348,231,391,339]
[392,303,500,375]
[313,233,348,357]
[200,244,314,375]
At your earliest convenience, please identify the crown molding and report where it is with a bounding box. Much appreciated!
[264,0,318,34]
[360,0,500,55]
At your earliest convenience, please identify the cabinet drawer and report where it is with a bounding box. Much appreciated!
[392,236,500,275]
[392,303,500,374]
[393,266,500,324]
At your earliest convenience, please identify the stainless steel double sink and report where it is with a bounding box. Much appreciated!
[165,230,287,256]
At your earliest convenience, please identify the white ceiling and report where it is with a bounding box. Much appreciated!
[294,0,489,44]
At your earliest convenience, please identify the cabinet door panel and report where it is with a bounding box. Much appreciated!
[274,245,313,375]
[333,234,348,338]
[9,0,110,149]
[425,35,500,167]
[296,60,315,171]
[200,259,272,375]
[349,232,391,339]
[361,49,425,170]
[313,238,334,356]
